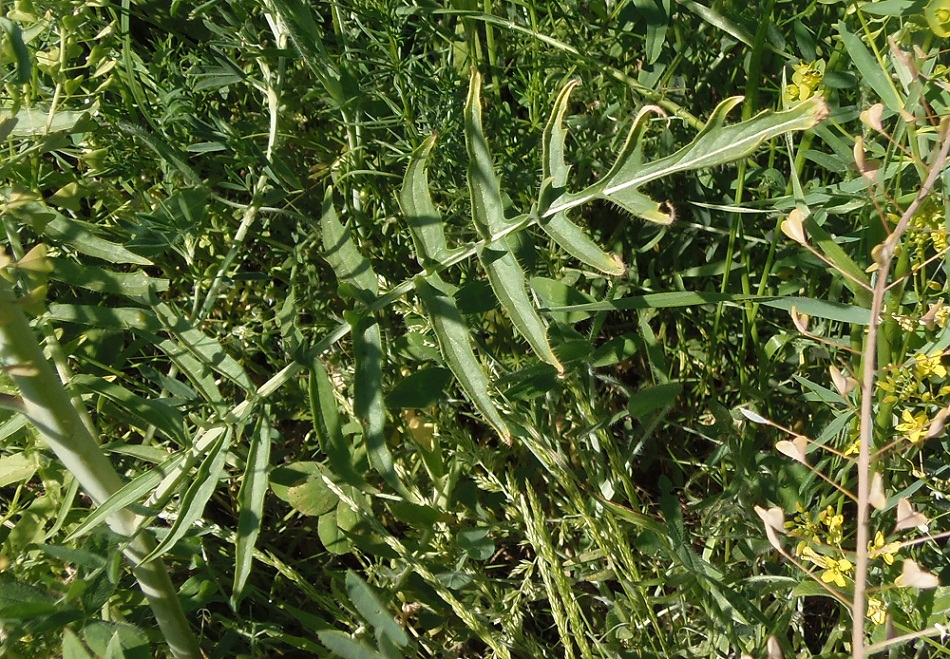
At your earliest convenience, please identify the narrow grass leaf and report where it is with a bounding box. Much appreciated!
[414,274,509,440]
[347,311,407,497]
[399,134,461,268]
[142,427,232,564]
[345,571,409,649]
[802,213,872,306]
[232,412,273,610]
[309,359,364,488]
[321,191,377,302]
[47,304,159,332]
[66,451,189,541]
[837,22,904,112]
[148,334,224,408]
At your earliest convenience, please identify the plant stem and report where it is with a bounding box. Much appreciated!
[852,120,950,659]
[0,277,201,659]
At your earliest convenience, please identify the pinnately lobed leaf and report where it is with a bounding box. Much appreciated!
[465,69,563,373]
[539,81,626,276]
[545,94,829,222]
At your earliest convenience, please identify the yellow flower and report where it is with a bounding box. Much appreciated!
[867,598,887,625]
[820,557,853,588]
[784,60,825,103]
[819,506,844,544]
[895,409,929,444]
[868,531,899,565]
[914,352,947,379]
[843,438,860,456]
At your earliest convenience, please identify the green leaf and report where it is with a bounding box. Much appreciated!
[65,451,190,541]
[142,427,232,563]
[321,190,378,303]
[309,359,364,488]
[62,628,95,659]
[345,571,409,648]
[0,452,37,488]
[348,311,408,498]
[318,630,387,659]
[540,81,625,275]
[458,527,495,561]
[34,211,152,265]
[837,22,903,112]
[153,302,255,393]
[400,134,462,268]
[5,107,91,137]
[0,18,31,84]
[530,276,596,323]
[385,367,453,409]
[49,259,168,297]
[546,95,828,222]
[414,273,509,441]
[465,71,563,372]
[232,412,273,609]
[270,461,338,517]
[627,383,682,418]
[72,375,187,445]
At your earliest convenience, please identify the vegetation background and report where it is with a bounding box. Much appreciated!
[0,0,948,657]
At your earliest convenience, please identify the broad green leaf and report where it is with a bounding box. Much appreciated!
[530,276,596,323]
[232,412,273,610]
[400,134,462,268]
[153,302,255,393]
[49,259,168,297]
[627,382,682,418]
[0,452,36,488]
[345,571,409,648]
[317,509,350,555]
[317,630,387,659]
[545,95,828,222]
[414,273,509,440]
[268,0,345,106]
[62,628,95,659]
[458,527,495,561]
[5,107,91,137]
[540,81,625,275]
[142,427,232,563]
[385,367,453,409]
[348,311,408,498]
[321,190,377,302]
[270,461,338,516]
[309,359,364,488]
[837,22,903,112]
[18,205,153,265]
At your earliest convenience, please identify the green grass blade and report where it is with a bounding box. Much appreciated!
[49,259,168,297]
[142,427,232,564]
[231,411,272,610]
[399,134,462,269]
[309,358,365,488]
[71,375,187,446]
[347,311,408,498]
[414,273,509,441]
[321,190,378,302]
[65,451,189,542]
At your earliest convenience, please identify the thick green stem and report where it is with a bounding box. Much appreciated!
[0,277,201,659]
